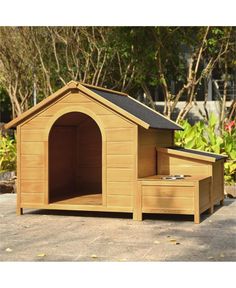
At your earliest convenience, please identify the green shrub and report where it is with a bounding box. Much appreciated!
[175,114,236,185]
[0,133,17,172]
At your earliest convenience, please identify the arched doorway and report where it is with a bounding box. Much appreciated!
[48,112,102,205]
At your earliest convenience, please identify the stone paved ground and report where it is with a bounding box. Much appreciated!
[0,194,235,261]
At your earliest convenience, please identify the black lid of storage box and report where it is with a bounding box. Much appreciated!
[169,146,227,161]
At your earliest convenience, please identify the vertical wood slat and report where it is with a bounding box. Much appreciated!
[210,179,214,214]
[220,160,224,205]
[102,138,107,207]
[44,141,48,204]
[194,183,200,224]
[138,128,173,178]
[16,127,22,215]
[133,181,142,221]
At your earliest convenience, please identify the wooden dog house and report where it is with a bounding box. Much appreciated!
[4,81,226,223]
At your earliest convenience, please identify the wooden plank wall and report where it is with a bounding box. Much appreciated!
[19,91,137,210]
[199,178,211,213]
[212,160,224,203]
[138,128,173,178]
[142,184,194,213]
[157,153,211,176]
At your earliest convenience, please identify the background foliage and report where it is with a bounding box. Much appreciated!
[0,133,16,172]
[0,27,235,122]
[175,115,236,184]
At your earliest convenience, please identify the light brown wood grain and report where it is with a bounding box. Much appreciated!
[199,179,211,208]
[107,168,135,182]
[21,203,133,213]
[212,160,224,204]
[142,208,194,214]
[157,153,211,175]
[21,193,44,204]
[100,115,134,128]
[21,155,44,168]
[16,127,22,215]
[107,155,135,168]
[21,180,44,193]
[138,127,173,178]
[107,182,134,196]
[194,182,200,224]
[107,142,134,155]
[21,116,51,130]
[21,167,44,180]
[52,193,102,206]
[21,142,44,155]
[21,129,46,142]
[61,93,91,103]
[133,181,142,220]
[107,195,133,207]
[106,128,135,142]
[142,185,194,197]
[142,196,194,210]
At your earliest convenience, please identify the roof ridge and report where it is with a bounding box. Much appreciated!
[79,82,128,97]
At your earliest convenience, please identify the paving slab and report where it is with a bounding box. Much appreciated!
[0,194,235,261]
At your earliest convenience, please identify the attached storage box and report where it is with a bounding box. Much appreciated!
[156,147,227,206]
[138,175,212,224]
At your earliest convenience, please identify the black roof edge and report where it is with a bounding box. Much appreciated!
[168,146,228,161]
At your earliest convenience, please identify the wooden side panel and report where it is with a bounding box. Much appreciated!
[142,196,194,210]
[21,142,44,155]
[212,160,224,204]
[21,180,44,193]
[107,195,133,208]
[107,155,135,168]
[142,184,194,211]
[199,178,211,212]
[106,128,135,142]
[21,155,44,168]
[105,125,137,208]
[20,127,46,204]
[21,130,46,142]
[107,182,134,196]
[21,193,44,204]
[16,127,21,214]
[138,128,173,178]
[157,152,211,176]
[107,168,134,182]
[142,185,195,197]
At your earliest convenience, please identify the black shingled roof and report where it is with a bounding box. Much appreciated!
[89,88,182,130]
[169,146,227,161]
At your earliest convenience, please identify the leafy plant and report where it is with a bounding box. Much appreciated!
[175,114,236,185]
[0,133,17,172]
